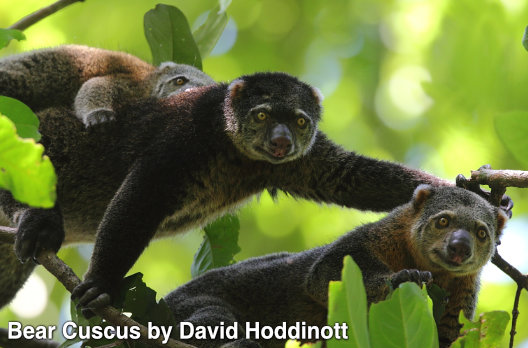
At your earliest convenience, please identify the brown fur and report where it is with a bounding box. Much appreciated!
[0,45,214,126]
[165,185,506,347]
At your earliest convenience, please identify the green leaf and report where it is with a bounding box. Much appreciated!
[0,28,25,49]
[327,256,370,348]
[0,114,56,207]
[218,0,233,13]
[426,283,449,324]
[494,111,528,167]
[480,311,510,347]
[144,4,202,69]
[193,6,228,58]
[191,214,241,278]
[114,272,178,343]
[369,282,438,348]
[69,273,177,348]
[67,299,109,348]
[0,96,41,140]
[452,311,510,348]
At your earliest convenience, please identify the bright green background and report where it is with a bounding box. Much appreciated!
[1,0,527,346]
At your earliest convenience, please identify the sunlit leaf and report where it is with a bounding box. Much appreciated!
[0,96,40,140]
[0,28,25,49]
[144,4,202,69]
[218,0,232,13]
[480,311,510,347]
[193,6,228,58]
[327,256,370,348]
[191,214,241,278]
[495,111,528,168]
[0,114,55,207]
[369,282,438,348]
[452,311,510,348]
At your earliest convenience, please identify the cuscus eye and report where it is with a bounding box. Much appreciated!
[477,228,487,240]
[297,117,306,127]
[437,216,449,228]
[256,112,268,121]
[172,76,188,85]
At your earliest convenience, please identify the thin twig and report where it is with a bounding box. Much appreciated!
[509,286,522,348]
[0,226,195,348]
[491,253,528,291]
[8,0,85,31]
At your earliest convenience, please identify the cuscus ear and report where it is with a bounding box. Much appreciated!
[495,209,508,240]
[158,61,177,71]
[311,87,324,106]
[412,184,433,210]
[228,79,246,100]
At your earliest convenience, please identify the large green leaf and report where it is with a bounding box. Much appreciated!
[193,5,228,58]
[494,111,528,167]
[191,214,241,278]
[144,4,202,69]
[451,311,510,348]
[0,96,41,140]
[0,28,25,49]
[327,256,370,348]
[0,114,55,207]
[480,311,510,348]
[369,282,438,348]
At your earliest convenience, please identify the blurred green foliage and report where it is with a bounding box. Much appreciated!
[1,0,528,346]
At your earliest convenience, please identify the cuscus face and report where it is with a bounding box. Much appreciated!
[412,186,507,276]
[223,72,323,164]
[153,62,215,98]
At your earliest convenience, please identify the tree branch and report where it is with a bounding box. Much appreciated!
[8,0,85,31]
[0,226,195,348]
[471,168,528,188]
[464,168,528,347]
[509,286,522,348]
[491,253,528,291]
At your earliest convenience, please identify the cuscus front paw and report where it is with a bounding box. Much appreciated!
[82,108,116,127]
[456,164,514,218]
[71,279,112,319]
[15,208,64,263]
[390,269,432,289]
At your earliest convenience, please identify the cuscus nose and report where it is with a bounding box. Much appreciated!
[269,124,293,158]
[447,229,472,265]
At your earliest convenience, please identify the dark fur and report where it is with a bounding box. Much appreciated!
[0,45,214,126]
[164,186,507,348]
[0,72,448,310]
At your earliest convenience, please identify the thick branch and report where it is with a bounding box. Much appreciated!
[8,0,84,31]
[0,227,195,348]
[471,169,528,188]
